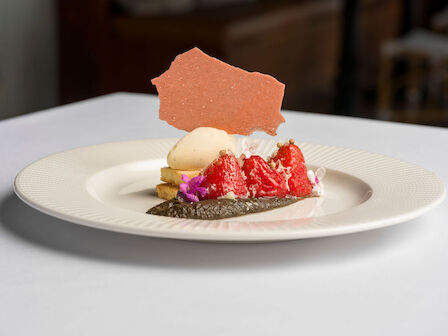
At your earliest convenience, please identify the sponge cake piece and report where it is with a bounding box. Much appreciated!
[156,183,179,200]
[160,167,201,186]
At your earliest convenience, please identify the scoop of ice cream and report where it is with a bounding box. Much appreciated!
[167,127,237,170]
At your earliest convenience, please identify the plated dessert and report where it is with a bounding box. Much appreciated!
[147,48,324,219]
[13,51,445,240]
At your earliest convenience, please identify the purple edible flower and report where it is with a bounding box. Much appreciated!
[178,174,207,203]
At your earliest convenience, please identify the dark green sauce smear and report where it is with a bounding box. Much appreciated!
[147,197,309,220]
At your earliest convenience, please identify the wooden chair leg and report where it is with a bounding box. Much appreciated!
[405,54,422,119]
[377,54,394,120]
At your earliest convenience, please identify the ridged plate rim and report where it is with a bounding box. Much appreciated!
[14,138,446,242]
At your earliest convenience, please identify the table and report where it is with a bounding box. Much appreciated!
[1,93,447,335]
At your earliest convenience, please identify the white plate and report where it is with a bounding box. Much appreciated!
[14,138,445,242]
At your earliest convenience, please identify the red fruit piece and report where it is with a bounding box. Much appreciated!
[242,155,287,198]
[285,163,313,197]
[200,152,248,199]
[270,139,305,168]
[269,139,312,197]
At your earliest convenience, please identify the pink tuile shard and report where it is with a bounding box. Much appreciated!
[151,47,285,136]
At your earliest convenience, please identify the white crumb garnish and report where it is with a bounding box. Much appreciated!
[218,191,237,200]
[307,168,325,196]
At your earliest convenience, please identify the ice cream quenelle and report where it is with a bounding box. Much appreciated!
[167,127,237,170]
[157,127,237,200]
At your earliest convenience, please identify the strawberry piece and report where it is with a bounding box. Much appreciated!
[270,139,305,167]
[269,139,312,197]
[200,152,248,199]
[242,155,287,198]
[285,162,313,197]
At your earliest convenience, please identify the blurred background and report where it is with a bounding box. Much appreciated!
[1,0,448,126]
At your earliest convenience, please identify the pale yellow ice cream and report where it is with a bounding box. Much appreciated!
[167,127,237,170]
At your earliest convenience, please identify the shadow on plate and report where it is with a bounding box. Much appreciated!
[0,193,424,270]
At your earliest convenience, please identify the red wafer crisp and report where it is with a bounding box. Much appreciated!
[151,48,285,136]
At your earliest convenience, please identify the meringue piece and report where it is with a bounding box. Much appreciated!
[307,167,326,196]
[167,127,237,170]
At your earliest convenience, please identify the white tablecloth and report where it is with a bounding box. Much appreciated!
[1,93,447,335]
